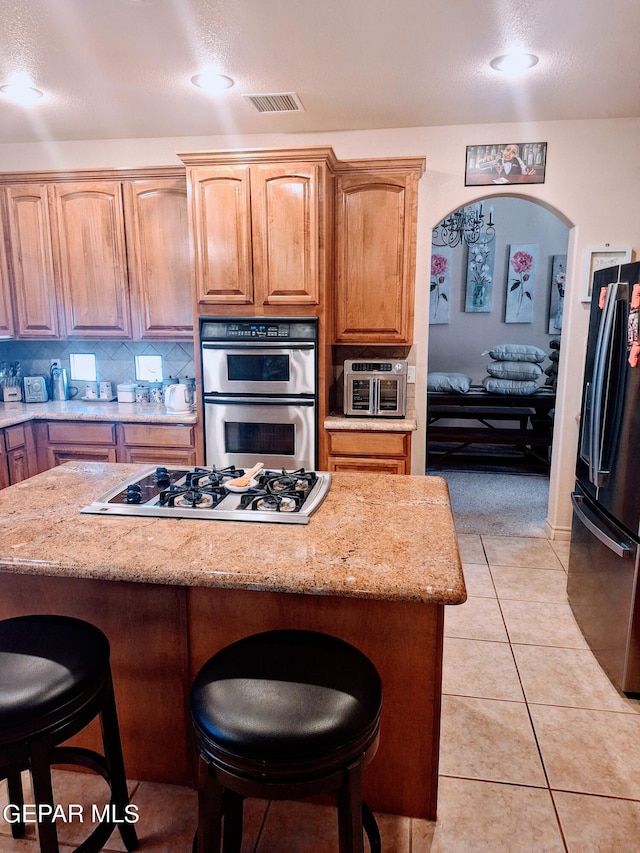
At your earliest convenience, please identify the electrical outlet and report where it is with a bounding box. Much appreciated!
[407,366,416,384]
[50,359,62,370]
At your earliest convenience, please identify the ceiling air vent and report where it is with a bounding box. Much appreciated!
[242,92,305,113]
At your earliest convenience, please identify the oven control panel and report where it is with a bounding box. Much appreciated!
[200,317,318,343]
[226,322,289,338]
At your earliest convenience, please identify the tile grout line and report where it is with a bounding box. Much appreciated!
[480,532,570,851]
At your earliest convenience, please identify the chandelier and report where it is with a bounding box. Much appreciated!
[432,203,495,248]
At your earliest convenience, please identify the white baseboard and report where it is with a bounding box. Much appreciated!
[544,520,572,541]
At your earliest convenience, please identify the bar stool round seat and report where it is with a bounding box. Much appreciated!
[0,614,139,853]
[190,629,382,853]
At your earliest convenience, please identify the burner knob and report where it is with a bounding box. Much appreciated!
[154,466,170,486]
[125,484,143,504]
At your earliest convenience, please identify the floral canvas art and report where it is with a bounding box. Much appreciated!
[429,248,451,324]
[548,254,567,334]
[465,236,496,312]
[506,244,537,323]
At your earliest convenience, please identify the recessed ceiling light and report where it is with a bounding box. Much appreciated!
[0,83,44,105]
[190,72,234,94]
[490,53,539,75]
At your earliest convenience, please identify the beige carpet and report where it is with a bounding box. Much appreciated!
[437,470,550,537]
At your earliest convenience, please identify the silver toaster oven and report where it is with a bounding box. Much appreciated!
[343,359,407,418]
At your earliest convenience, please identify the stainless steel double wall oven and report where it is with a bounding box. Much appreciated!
[199,318,318,471]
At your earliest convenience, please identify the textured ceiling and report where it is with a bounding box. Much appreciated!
[0,0,639,145]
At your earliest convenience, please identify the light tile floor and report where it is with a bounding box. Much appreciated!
[2,531,640,851]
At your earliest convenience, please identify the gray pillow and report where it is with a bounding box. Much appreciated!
[486,361,544,381]
[482,376,539,395]
[483,344,546,363]
[427,372,472,393]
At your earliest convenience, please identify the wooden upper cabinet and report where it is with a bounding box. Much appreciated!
[124,179,193,339]
[3,184,60,338]
[0,209,14,339]
[182,151,331,309]
[49,181,132,338]
[189,165,253,305]
[334,161,424,344]
[251,163,320,305]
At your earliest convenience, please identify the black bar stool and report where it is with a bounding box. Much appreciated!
[0,614,139,853]
[190,629,383,853]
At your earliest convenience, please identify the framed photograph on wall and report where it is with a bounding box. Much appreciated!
[465,142,547,186]
[582,246,633,302]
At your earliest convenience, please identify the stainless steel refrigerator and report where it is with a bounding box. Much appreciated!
[568,260,640,694]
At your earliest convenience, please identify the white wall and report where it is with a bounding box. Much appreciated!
[2,117,639,537]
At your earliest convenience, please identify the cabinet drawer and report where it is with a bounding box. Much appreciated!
[327,430,409,458]
[4,424,26,451]
[119,424,195,448]
[47,421,117,445]
[328,456,407,474]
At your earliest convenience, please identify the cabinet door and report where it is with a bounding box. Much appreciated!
[47,446,118,468]
[4,184,60,337]
[119,446,197,465]
[0,434,8,490]
[124,179,193,339]
[0,212,14,338]
[188,166,253,305]
[326,429,411,475]
[50,181,132,337]
[7,447,31,483]
[327,456,407,474]
[251,163,320,305]
[335,171,419,344]
[117,423,196,465]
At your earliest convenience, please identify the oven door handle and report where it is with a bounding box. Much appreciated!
[204,395,316,406]
[201,342,316,351]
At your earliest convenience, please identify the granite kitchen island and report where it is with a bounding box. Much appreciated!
[0,462,465,819]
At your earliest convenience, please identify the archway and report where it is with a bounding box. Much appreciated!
[425,195,570,534]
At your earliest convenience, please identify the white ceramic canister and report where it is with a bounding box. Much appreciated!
[117,383,136,403]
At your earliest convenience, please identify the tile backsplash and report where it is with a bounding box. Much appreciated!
[0,340,195,390]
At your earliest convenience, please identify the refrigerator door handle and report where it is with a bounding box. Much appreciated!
[589,282,618,486]
[571,493,632,558]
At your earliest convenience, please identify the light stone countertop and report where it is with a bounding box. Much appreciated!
[0,462,466,606]
[0,400,197,429]
[325,408,417,431]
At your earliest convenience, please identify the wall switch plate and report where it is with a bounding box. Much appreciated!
[50,359,62,369]
[407,366,416,384]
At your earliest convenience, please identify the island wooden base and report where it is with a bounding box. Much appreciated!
[0,573,444,820]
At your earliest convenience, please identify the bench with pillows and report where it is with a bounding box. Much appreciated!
[427,344,555,467]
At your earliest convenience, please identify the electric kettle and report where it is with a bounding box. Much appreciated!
[51,367,78,401]
[164,383,191,412]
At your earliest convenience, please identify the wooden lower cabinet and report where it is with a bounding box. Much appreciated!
[0,434,7,490]
[117,423,197,465]
[36,420,196,471]
[0,422,37,486]
[326,428,412,474]
[41,421,118,469]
